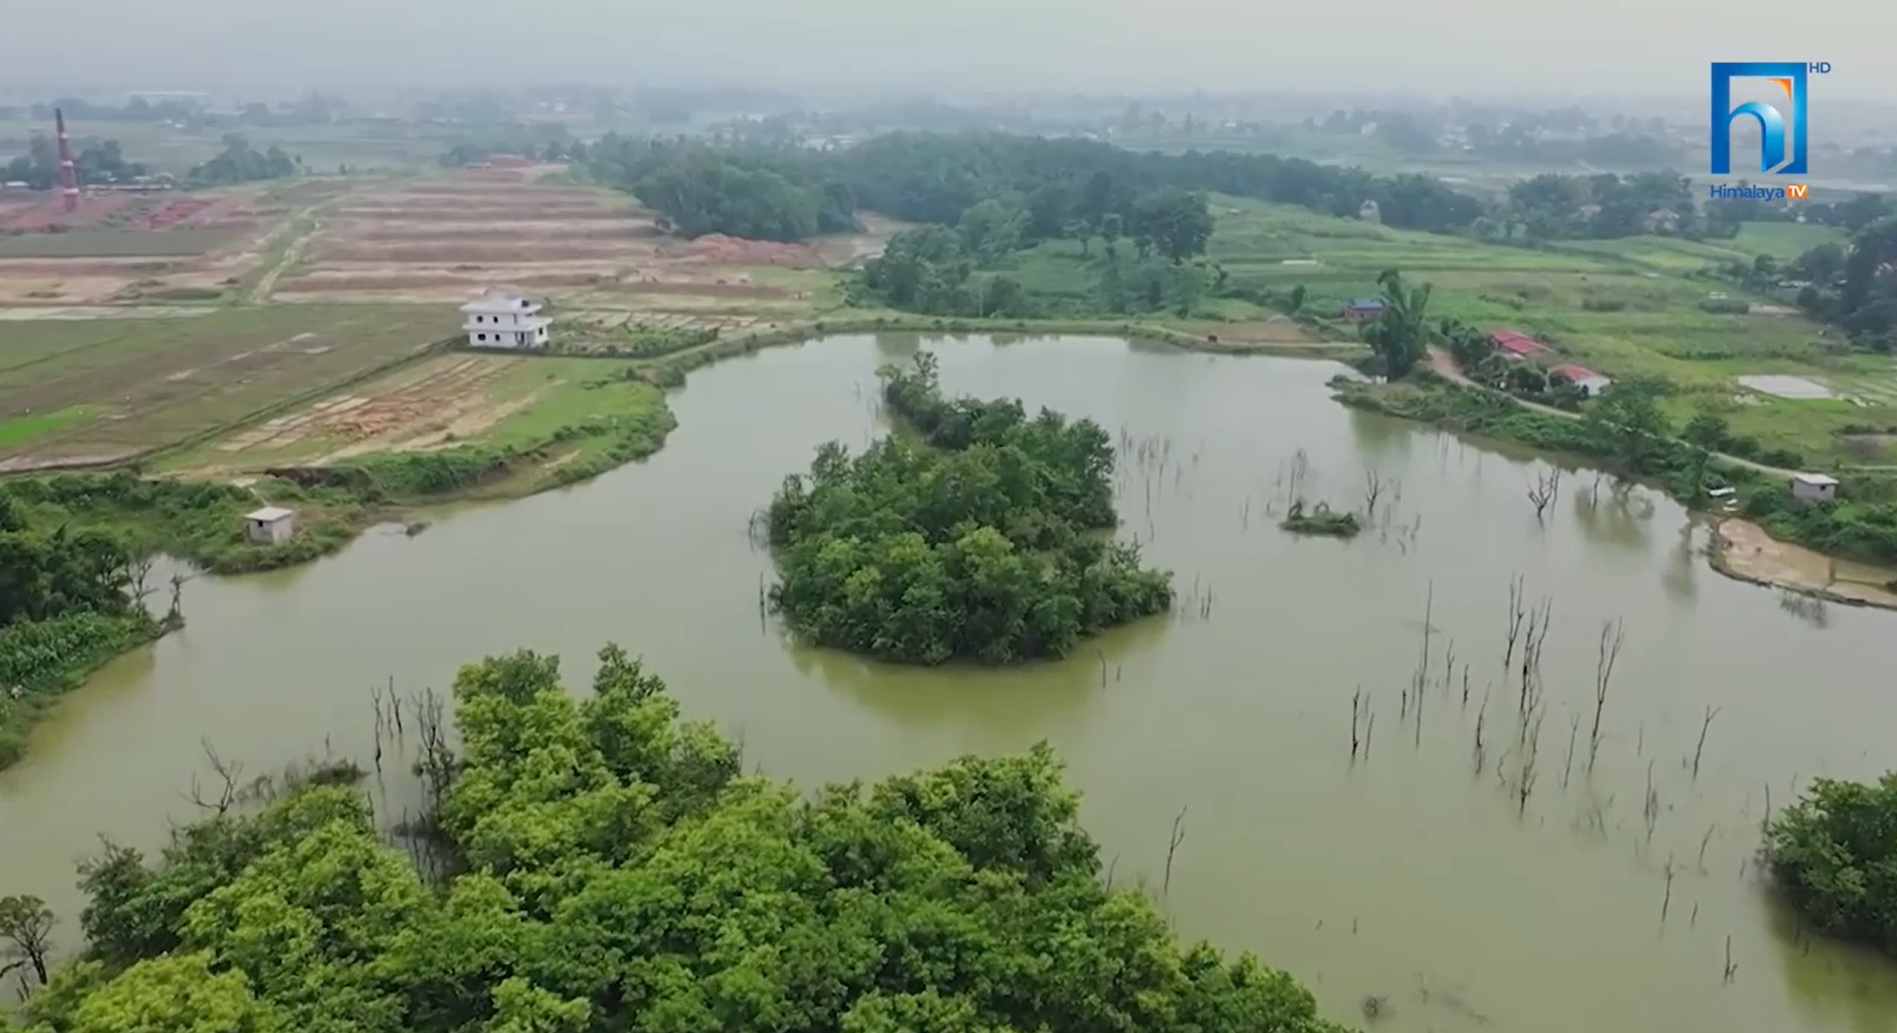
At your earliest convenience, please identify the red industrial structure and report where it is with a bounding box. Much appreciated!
[54,108,79,213]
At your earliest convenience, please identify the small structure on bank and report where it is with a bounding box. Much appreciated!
[1791,472,1839,503]
[1341,297,1386,323]
[1357,199,1381,223]
[244,506,296,545]
[1549,362,1613,397]
[461,288,550,351]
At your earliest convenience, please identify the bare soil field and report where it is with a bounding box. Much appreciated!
[0,183,312,304]
[268,174,898,306]
[0,305,455,469]
[205,352,528,465]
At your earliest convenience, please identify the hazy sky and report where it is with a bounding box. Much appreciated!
[2,0,1882,102]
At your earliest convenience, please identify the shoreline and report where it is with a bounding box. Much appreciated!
[1708,518,1897,611]
[8,321,1885,768]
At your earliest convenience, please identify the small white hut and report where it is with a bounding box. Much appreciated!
[244,506,296,545]
[1790,473,1838,503]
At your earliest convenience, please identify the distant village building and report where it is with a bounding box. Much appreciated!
[1549,363,1612,397]
[1790,472,1839,503]
[1341,297,1386,323]
[461,289,550,350]
[1357,200,1382,223]
[244,506,296,545]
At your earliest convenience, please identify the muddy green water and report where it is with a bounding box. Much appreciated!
[5,333,1897,1033]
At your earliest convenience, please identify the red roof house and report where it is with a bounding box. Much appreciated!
[1491,329,1553,360]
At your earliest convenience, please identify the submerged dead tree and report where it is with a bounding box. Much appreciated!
[1502,575,1527,675]
[1588,618,1625,771]
[1691,705,1720,780]
[1527,468,1562,522]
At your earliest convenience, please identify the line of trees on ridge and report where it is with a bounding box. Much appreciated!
[0,643,1350,1033]
[766,350,1172,663]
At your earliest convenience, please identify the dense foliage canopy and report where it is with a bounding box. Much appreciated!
[586,130,1479,246]
[1763,771,1897,956]
[6,644,1350,1033]
[0,489,149,767]
[185,135,299,187]
[588,138,857,241]
[766,352,1171,663]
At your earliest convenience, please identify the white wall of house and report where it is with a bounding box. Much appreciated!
[461,292,550,350]
[1791,474,1839,502]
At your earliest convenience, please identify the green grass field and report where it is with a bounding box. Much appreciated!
[0,305,457,466]
[1197,197,1890,467]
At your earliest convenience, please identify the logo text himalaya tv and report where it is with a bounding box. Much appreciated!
[1709,61,1828,200]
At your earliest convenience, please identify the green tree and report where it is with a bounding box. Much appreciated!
[0,894,53,987]
[1584,376,1672,466]
[766,353,1170,663]
[1763,771,1897,955]
[1359,269,1433,379]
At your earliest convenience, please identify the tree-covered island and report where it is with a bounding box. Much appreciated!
[765,352,1172,664]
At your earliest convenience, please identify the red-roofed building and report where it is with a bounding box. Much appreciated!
[1491,329,1553,360]
[1549,363,1612,396]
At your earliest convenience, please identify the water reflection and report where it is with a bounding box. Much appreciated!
[790,613,1169,736]
[1769,899,1897,1033]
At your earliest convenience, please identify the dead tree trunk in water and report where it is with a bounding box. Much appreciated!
[1502,575,1527,676]
[1527,468,1561,522]
[1691,705,1720,781]
[1588,618,1625,772]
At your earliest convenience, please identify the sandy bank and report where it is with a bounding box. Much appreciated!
[1711,517,1897,611]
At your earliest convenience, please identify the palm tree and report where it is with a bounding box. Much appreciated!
[1361,268,1433,378]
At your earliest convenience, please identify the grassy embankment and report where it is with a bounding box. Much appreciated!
[1195,199,1885,469]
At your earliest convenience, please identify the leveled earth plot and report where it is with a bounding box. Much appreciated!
[167,353,666,477]
[267,174,897,307]
[0,305,456,470]
[0,182,331,304]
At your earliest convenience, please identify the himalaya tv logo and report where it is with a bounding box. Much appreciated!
[1711,62,1828,176]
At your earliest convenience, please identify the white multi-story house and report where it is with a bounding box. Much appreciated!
[461,289,550,350]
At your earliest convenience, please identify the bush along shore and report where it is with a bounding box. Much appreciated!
[765,350,1172,664]
[1333,375,1897,568]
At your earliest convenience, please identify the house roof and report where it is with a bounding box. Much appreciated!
[1549,363,1604,381]
[1492,329,1552,356]
[245,506,293,522]
[1793,472,1840,486]
[1346,297,1385,309]
[459,288,537,312]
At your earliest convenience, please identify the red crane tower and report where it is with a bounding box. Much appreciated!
[54,108,79,214]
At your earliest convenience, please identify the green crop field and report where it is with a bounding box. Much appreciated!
[1193,197,1894,467]
[0,305,457,468]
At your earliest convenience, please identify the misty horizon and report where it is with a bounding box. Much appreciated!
[0,0,1881,105]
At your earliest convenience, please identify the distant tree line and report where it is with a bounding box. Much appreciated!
[2,136,147,189]
[438,124,589,167]
[1782,214,1897,351]
[184,134,298,187]
[766,351,1172,664]
[583,130,1483,245]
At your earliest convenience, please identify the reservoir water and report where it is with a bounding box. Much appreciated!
[4,333,1896,1032]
